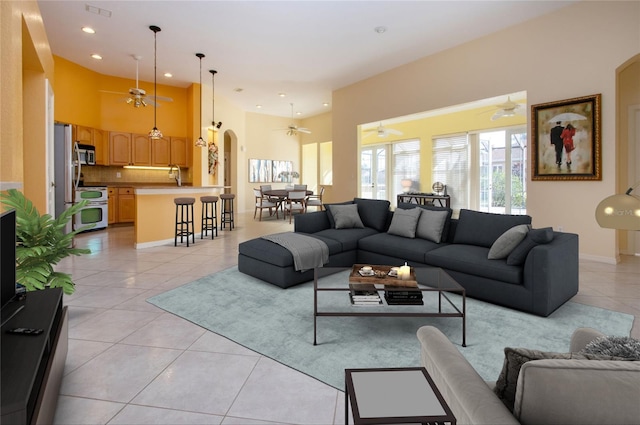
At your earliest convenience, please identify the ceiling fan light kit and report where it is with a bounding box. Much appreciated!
[195,53,207,148]
[148,25,163,140]
[280,103,311,136]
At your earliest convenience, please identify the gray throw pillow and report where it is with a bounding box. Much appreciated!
[324,201,354,228]
[488,224,531,260]
[327,204,364,229]
[506,227,554,266]
[387,207,422,238]
[580,336,640,360]
[494,348,576,412]
[415,209,449,243]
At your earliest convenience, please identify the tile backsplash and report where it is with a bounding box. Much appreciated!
[82,166,192,184]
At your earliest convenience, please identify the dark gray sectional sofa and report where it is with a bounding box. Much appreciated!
[238,198,579,317]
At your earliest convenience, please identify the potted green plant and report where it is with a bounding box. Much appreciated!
[0,188,94,295]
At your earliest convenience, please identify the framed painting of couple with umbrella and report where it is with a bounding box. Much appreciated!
[531,94,601,180]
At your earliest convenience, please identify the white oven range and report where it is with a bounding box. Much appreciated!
[74,186,108,231]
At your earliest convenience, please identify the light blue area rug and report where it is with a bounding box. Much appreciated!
[147,267,634,391]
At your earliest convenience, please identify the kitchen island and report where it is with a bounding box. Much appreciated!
[133,185,229,248]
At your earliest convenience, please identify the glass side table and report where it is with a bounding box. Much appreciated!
[345,367,456,424]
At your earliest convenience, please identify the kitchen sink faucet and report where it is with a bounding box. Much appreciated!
[169,164,182,187]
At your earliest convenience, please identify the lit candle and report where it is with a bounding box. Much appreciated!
[399,262,411,280]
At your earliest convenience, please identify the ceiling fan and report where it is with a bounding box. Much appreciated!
[488,96,525,121]
[363,122,403,138]
[276,103,311,136]
[100,55,173,107]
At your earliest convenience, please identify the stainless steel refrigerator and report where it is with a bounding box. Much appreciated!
[54,123,75,234]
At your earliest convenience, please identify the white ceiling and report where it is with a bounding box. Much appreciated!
[38,1,574,119]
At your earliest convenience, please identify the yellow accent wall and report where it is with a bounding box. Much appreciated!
[53,56,189,136]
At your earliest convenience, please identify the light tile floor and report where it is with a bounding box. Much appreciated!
[53,211,639,424]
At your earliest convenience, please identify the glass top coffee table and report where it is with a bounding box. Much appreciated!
[345,367,456,424]
[313,266,466,347]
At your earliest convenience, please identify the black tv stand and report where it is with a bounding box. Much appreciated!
[1,288,68,424]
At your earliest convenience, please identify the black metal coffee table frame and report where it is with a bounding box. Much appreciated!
[313,267,466,347]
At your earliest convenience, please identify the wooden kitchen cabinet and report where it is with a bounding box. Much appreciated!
[74,125,93,144]
[107,187,117,224]
[109,132,190,168]
[170,137,189,167]
[117,187,135,223]
[132,134,152,165]
[152,136,171,166]
[109,132,132,165]
[92,128,107,165]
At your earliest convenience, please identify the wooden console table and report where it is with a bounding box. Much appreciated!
[397,193,450,208]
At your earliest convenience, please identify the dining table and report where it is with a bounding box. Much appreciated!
[262,189,314,217]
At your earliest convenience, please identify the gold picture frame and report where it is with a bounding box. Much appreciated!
[531,94,601,181]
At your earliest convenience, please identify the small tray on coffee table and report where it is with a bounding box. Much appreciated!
[349,264,418,287]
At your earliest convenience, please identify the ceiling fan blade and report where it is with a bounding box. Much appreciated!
[146,94,173,102]
[491,110,505,121]
[386,128,403,135]
[99,90,129,96]
[298,128,312,134]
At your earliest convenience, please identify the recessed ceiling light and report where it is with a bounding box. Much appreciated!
[256,105,262,109]
[374,26,387,34]
[164,72,172,78]
[81,26,95,34]
[278,93,286,97]
[296,111,302,116]
[234,88,244,93]
[323,102,330,107]
[90,54,102,60]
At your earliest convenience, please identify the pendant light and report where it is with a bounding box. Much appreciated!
[195,53,207,148]
[209,69,222,129]
[148,25,163,140]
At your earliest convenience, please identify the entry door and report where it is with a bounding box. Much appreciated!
[360,146,386,199]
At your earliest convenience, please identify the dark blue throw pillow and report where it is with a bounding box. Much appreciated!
[353,198,391,231]
[506,227,554,266]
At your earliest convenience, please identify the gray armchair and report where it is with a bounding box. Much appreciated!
[417,326,640,425]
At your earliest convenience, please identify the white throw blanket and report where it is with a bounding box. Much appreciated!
[261,232,329,271]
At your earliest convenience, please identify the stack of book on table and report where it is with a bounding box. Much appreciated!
[349,283,382,306]
[384,285,424,305]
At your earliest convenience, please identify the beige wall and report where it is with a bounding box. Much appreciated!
[333,1,640,262]
[238,112,302,212]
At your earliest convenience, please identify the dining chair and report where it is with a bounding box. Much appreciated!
[305,186,325,211]
[293,184,307,191]
[284,190,306,223]
[253,189,278,221]
[284,185,294,190]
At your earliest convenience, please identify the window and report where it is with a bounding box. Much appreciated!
[302,141,332,193]
[432,133,469,211]
[433,126,526,214]
[360,140,420,203]
[392,140,421,202]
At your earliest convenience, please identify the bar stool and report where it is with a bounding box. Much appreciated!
[174,197,195,247]
[220,193,235,230]
[200,195,218,239]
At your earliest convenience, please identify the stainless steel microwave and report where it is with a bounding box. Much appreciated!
[75,143,96,166]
